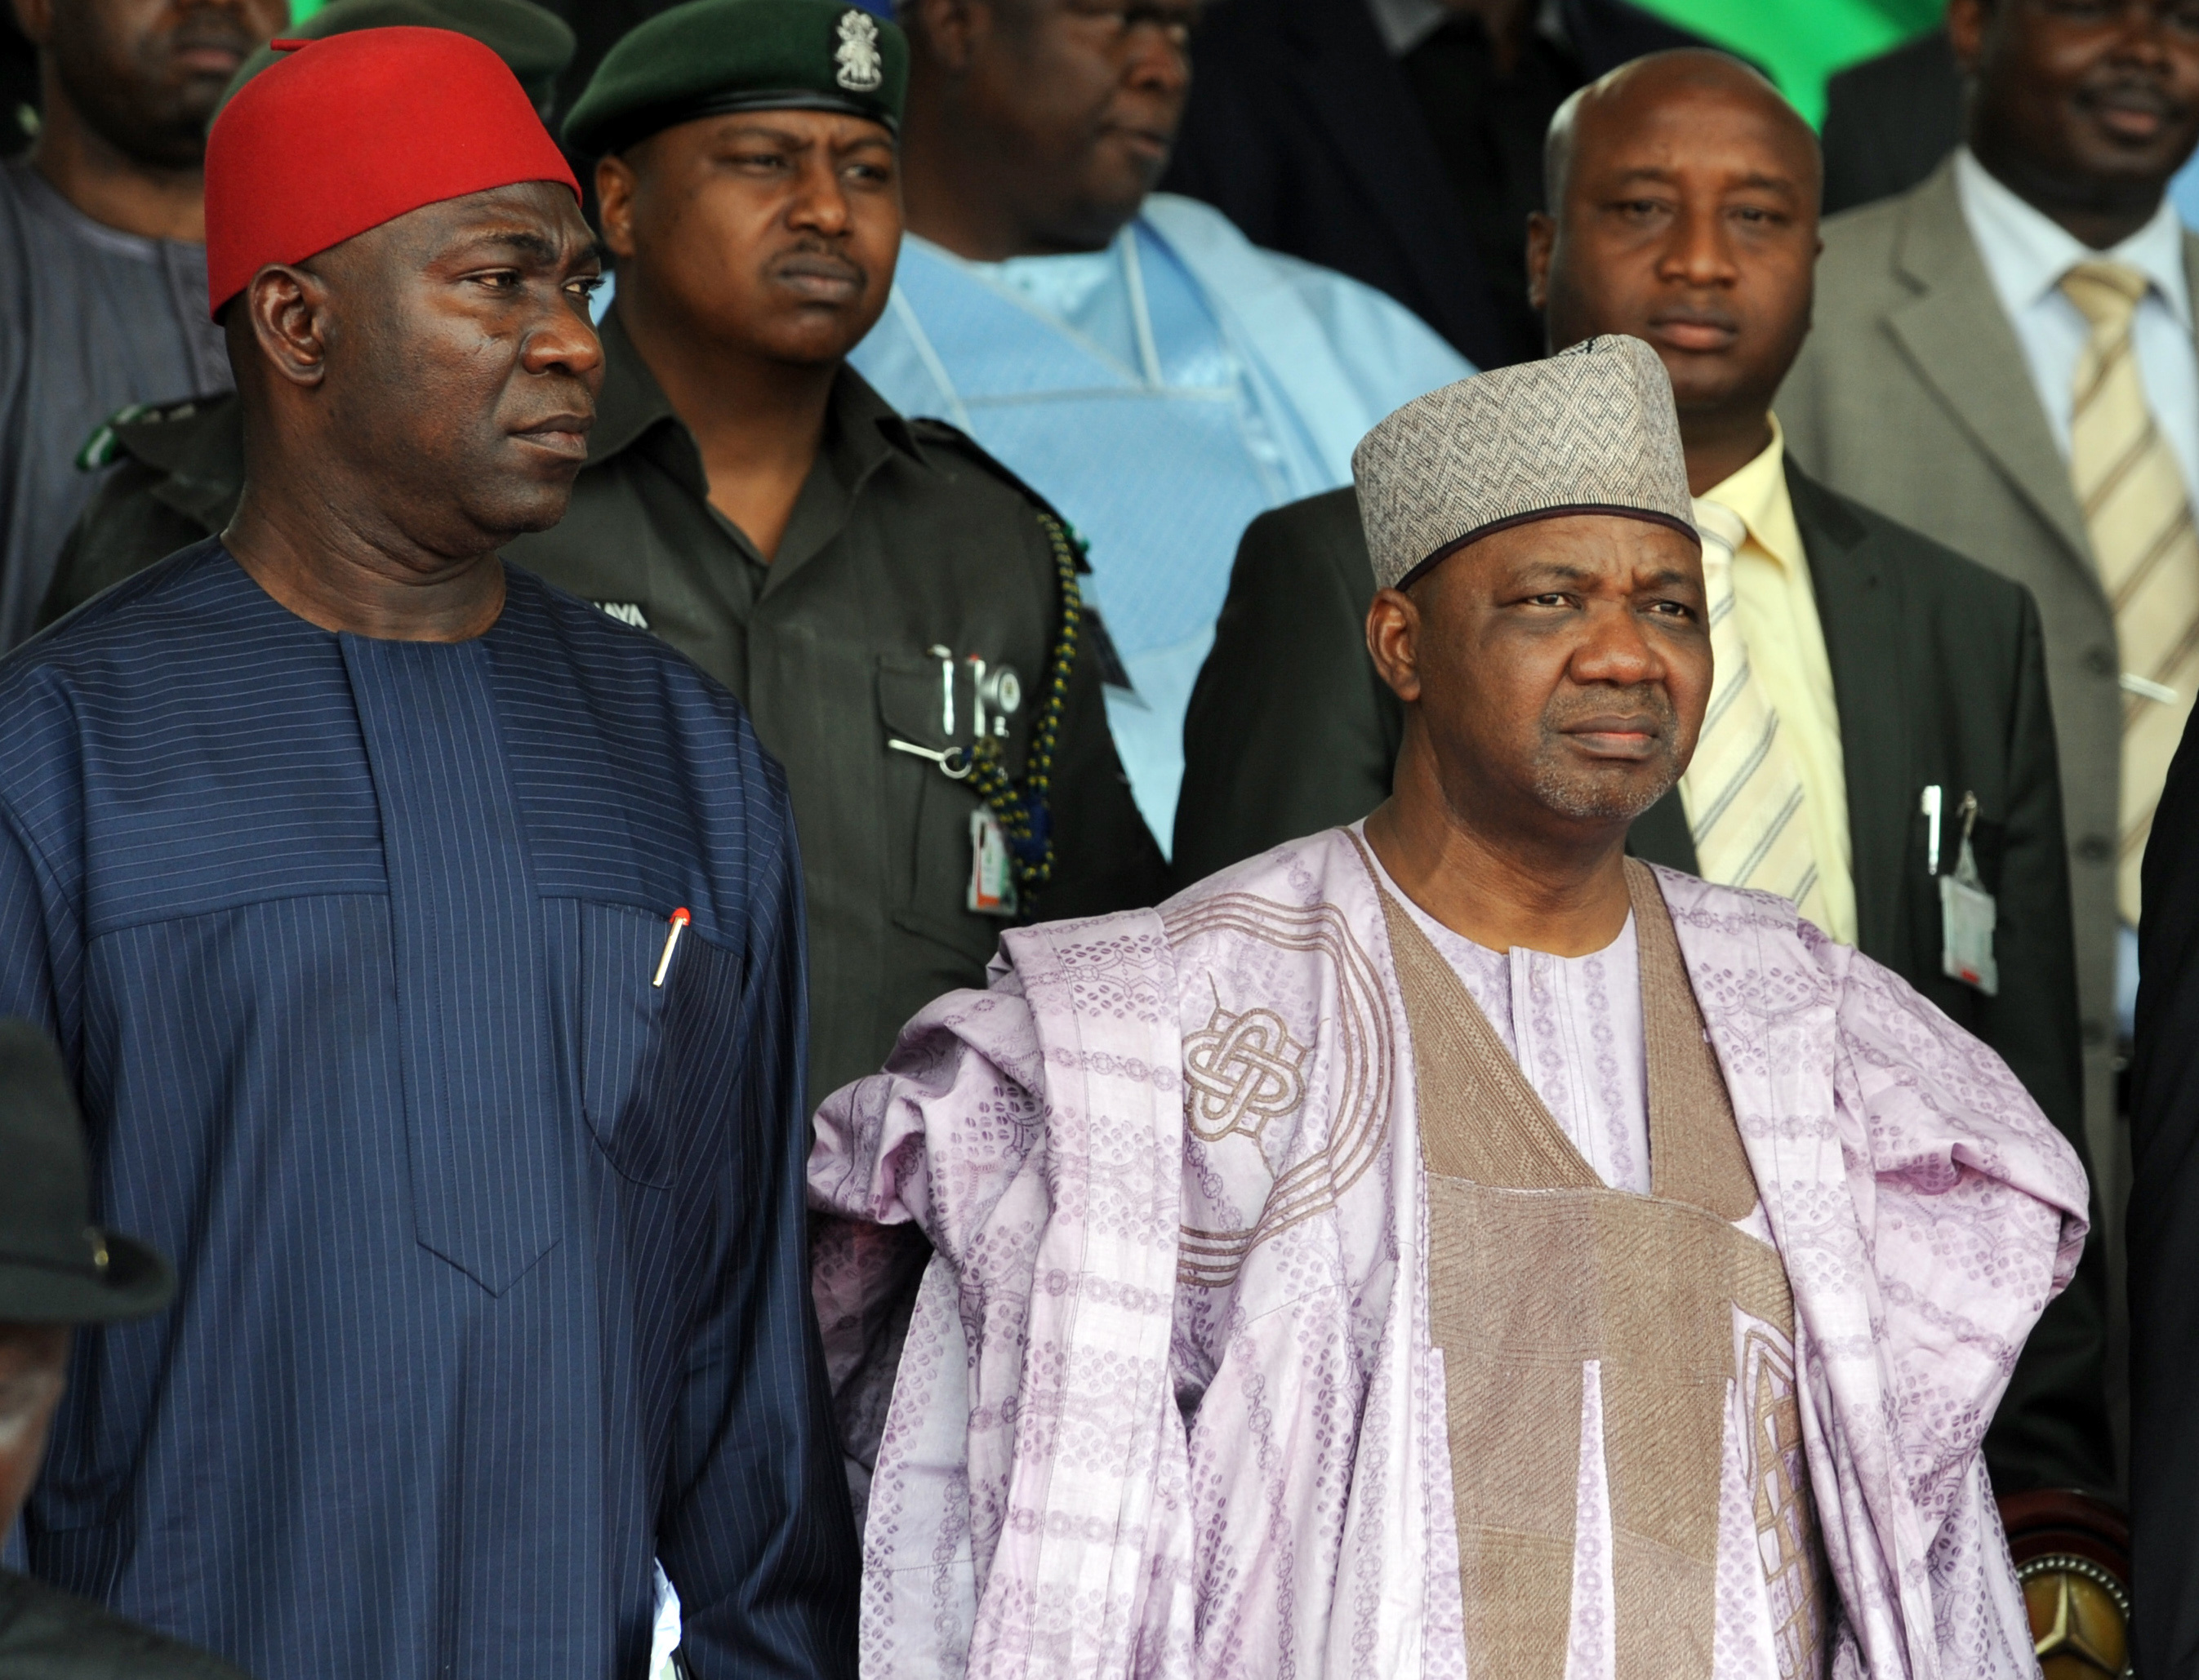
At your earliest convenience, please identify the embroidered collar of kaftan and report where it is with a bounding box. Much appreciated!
[1355,824,1650,1194]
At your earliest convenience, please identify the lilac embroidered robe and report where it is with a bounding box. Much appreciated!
[808,828,2087,1678]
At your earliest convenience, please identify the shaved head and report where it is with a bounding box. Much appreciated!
[1545,50,1818,228]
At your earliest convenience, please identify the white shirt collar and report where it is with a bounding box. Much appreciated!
[1954,144,2192,332]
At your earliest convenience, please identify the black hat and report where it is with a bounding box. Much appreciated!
[0,1021,172,1325]
[216,0,578,118]
[563,0,908,159]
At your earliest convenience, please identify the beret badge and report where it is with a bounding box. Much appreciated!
[835,9,884,91]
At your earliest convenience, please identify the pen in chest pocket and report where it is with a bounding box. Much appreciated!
[652,908,691,989]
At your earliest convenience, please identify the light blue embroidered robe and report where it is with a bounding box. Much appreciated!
[849,193,1471,847]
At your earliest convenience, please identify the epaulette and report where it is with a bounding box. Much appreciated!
[903,416,1132,691]
[74,393,227,472]
[904,416,1093,573]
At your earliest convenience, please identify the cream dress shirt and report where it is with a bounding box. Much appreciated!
[1680,420,1858,945]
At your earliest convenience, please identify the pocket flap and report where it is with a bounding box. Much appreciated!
[879,654,955,749]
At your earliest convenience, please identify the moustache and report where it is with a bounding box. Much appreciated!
[1649,303,1740,333]
[2077,75,2183,121]
[168,11,260,61]
[769,242,866,285]
[1542,686,1678,736]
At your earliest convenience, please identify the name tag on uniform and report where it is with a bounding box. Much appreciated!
[968,808,1019,918]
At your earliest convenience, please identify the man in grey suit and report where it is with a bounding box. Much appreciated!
[1177,48,2117,1508]
[1778,0,2199,1429]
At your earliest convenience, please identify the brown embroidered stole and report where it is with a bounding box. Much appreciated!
[1364,848,1825,1679]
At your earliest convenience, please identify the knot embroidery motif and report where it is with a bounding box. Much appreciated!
[1184,1005,1308,1143]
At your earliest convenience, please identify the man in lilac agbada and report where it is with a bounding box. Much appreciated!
[809,336,2088,1677]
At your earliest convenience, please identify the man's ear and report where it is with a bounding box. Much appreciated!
[244,265,334,390]
[1525,211,1556,312]
[1366,586,1425,706]
[595,153,640,261]
[1946,0,1987,77]
[906,0,982,77]
[10,0,51,48]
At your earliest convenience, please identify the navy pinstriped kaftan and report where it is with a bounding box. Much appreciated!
[0,541,857,1678]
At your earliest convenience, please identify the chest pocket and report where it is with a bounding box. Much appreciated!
[574,900,742,1189]
[877,653,1013,959]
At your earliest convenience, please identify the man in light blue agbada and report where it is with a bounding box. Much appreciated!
[852,0,1471,846]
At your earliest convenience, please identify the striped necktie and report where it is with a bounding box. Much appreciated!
[1682,498,1828,926]
[2061,260,2199,923]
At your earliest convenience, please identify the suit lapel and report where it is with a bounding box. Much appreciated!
[1884,163,2096,582]
[1276,0,1485,342]
[1788,461,1910,959]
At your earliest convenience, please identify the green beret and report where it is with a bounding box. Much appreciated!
[563,0,907,159]
[215,0,576,118]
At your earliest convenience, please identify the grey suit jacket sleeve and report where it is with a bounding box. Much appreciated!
[1173,487,1402,888]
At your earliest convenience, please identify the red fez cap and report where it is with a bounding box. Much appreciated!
[204,26,579,319]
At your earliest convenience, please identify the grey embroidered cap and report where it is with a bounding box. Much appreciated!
[1353,334,1698,593]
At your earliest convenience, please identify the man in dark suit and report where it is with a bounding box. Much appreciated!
[1177,47,2116,1506]
[2130,704,2199,1673]
[1818,26,1961,216]
[1160,0,1703,367]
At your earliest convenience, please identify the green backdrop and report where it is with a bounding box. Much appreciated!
[1598,0,1942,124]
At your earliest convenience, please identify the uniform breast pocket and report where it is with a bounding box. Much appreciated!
[574,900,741,1189]
[877,655,1002,962]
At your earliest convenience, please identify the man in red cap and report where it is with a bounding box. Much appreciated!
[0,26,855,1679]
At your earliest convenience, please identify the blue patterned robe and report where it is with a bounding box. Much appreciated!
[0,542,856,1678]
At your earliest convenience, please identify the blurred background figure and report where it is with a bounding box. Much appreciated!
[220,0,570,113]
[1160,0,1708,369]
[1818,22,1962,215]
[38,0,576,628]
[846,0,1469,851]
[1781,0,2199,1483]
[0,1017,246,1678]
[0,0,285,651]
[1821,13,2199,221]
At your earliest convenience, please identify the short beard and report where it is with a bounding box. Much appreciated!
[1525,687,1685,823]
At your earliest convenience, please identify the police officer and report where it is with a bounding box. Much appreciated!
[51,0,1163,1105]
